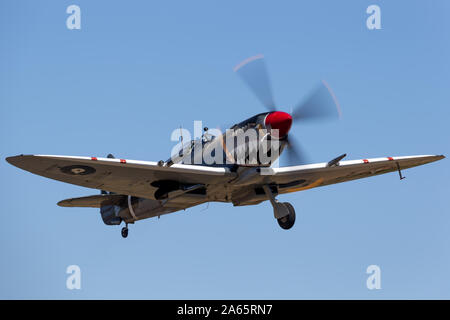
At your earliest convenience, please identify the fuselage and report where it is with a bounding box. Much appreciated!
[167,111,293,168]
[101,111,295,225]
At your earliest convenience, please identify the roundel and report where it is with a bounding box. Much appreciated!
[60,165,96,176]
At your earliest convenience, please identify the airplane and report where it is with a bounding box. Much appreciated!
[6,55,445,238]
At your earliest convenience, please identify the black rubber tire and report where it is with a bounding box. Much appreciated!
[121,227,128,238]
[277,202,296,230]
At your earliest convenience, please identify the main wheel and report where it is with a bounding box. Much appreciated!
[121,227,129,238]
[277,202,296,230]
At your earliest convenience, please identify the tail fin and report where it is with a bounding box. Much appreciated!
[99,154,123,225]
[101,154,116,195]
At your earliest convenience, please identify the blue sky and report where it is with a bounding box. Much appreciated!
[1,0,449,299]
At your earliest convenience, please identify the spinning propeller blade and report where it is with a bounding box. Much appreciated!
[234,55,341,166]
[291,80,342,122]
[234,54,276,111]
[284,135,309,166]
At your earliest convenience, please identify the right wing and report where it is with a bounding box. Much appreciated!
[6,154,236,200]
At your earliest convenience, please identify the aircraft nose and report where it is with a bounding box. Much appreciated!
[264,111,293,138]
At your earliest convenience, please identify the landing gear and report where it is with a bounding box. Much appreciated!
[121,223,129,238]
[262,185,297,230]
[277,202,296,230]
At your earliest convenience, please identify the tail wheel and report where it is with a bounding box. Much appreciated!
[121,227,129,238]
[277,202,296,230]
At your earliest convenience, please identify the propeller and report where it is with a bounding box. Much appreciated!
[233,54,276,111]
[234,54,341,165]
[291,80,342,122]
[283,134,309,167]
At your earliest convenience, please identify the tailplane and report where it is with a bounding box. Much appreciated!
[58,194,126,225]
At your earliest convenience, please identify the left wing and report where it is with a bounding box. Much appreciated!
[226,154,445,206]
[266,154,444,194]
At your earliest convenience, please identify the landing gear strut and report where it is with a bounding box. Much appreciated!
[263,185,296,230]
[121,223,129,238]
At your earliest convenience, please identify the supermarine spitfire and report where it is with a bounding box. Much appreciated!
[6,55,444,238]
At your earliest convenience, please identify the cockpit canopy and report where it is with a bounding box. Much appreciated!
[230,112,269,131]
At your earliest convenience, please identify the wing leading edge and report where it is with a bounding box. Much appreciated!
[6,154,445,204]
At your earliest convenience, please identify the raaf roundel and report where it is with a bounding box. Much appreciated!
[6,55,445,238]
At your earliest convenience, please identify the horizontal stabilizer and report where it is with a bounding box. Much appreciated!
[57,194,127,208]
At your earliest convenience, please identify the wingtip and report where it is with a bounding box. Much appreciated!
[5,155,23,165]
[5,154,33,167]
[57,200,68,207]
